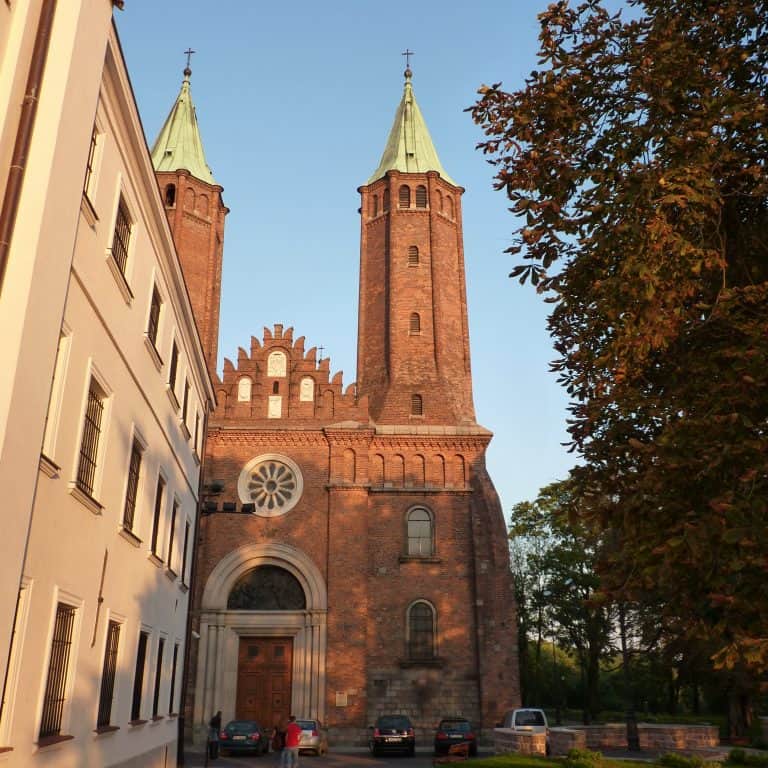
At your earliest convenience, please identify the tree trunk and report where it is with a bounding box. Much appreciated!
[619,605,640,751]
[728,687,753,742]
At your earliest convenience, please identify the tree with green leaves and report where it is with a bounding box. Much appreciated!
[471,0,768,738]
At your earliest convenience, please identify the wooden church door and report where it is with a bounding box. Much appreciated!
[236,637,293,729]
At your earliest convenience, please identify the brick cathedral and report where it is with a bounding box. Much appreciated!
[151,63,520,744]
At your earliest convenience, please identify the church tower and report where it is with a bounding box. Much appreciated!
[357,66,475,425]
[151,63,227,375]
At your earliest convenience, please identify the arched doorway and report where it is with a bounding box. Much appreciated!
[194,544,327,741]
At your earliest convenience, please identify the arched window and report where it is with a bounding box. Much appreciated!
[446,195,454,219]
[198,194,209,217]
[398,185,411,209]
[409,312,421,334]
[227,565,306,610]
[267,351,287,377]
[371,454,385,485]
[408,246,419,265]
[184,187,195,211]
[411,394,423,416]
[407,601,436,659]
[383,188,390,212]
[407,507,433,556]
[436,189,443,212]
[372,195,379,217]
[343,448,356,483]
[237,377,252,402]
[415,185,427,208]
[164,184,176,207]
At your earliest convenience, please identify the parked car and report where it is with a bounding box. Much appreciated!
[500,708,548,733]
[434,717,478,756]
[369,714,416,756]
[297,718,328,755]
[219,719,270,756]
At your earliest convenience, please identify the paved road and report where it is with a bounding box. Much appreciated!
[184,747,492,768]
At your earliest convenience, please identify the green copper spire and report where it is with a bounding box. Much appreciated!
[366,67,456,186]
[151,63,216,185]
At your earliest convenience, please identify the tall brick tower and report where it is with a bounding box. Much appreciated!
[357,66,474,425]
[152,63,227,375]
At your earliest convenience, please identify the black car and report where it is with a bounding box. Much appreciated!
[219,719,270,756]
[369,714,416,756]
[434,717,477,756]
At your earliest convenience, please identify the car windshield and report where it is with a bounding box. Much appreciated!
[298,720,317,730]
[226,720,260,733]
[440,720,471,732]
[378,716,411,730]
[516,711,546,726]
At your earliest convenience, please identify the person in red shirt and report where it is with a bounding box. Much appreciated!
[282,714,302,767]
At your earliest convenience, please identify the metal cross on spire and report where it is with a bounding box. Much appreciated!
[401,49,414,69]
[184,48,196,68]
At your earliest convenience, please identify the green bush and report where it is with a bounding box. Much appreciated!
[728,749,768,768]
[563,748,604,768]
[659,754,705,768]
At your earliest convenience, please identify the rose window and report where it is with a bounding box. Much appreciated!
[237,454,303,517]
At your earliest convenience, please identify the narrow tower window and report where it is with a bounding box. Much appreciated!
[409,313,421,334]
[164,184,176,207]
[272,381,280,395]
[383,188,390,212]
[398,185,411,209]
[407,246,419,266]
[415,185,427,208]
[411,394,423,416]
[372,195,379,217]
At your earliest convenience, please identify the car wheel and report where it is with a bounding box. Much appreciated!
[407,746,415,757]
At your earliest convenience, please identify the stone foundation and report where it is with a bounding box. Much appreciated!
[494,728,547,755]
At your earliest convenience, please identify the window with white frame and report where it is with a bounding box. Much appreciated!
[76,378,107,499]
[406,507,434,556]
[39,602,78,741]
[96,620,121,729]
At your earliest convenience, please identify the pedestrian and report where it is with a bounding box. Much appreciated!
[272,718,286,753]
[281,714,302,768]
[208,710,222,759]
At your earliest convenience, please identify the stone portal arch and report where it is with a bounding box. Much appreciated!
[194,543,327,742]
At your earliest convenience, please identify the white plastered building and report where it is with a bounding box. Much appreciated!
[0,3,214,766]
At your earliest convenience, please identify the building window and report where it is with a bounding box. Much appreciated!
[152,638,164,719]
[411,394,423,416]
[383,188,390,212]
[408,245,419,265]
[169,643,179,714]
[181,521,190,585]
[372,194,379,217]
[147,285,162,349]
[164,184,176,207]
[181,380,190,429]
[272,381,280,395]
[42,331,71,460]
[407,507,433,556]
[168,341,179,395]
[123,439,143,532]
[39,603,77,740]
[150,476,166,558]
[130,631,149,722]
[407,601,436,660]
[415,185,427,208]
[446,195,454,219]
[399,185,411,209]
[194,413,201,455]
[97,620,121,729]
[76,379,105,498]
[409,312,421,334]
[111,196,132,275]
[83,127,99,201]
[167,500,178,572]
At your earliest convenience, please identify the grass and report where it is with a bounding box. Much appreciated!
[461,756,653,768]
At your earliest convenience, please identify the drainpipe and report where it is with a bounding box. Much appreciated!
[0,0,58,297]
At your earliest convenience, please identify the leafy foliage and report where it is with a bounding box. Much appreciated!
[471,0,768,691]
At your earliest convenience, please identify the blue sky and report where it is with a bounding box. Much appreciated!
[116,1,628,518]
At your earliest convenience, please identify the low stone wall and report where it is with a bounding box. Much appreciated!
[494,728,547,755]
[639,724,719,751]
[549,727,587,755]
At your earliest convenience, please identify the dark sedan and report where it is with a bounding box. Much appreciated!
[369,714,416,756]
[434,718,477,756]
[219,719,270,756]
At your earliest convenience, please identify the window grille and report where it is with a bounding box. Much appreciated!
[415,185,427,208]
[83,128,98,198]
[169,644,179,713]
[123,440,142,530]
[97,620,120,728]
[194,414,200,454]
[408,246,419,265]
[411,394,423,416]
[167,501,178,569]
[168,342,179,392]
[272,381,279,395]
[407,508,433,556]
[147,286,161,347]
[39,603,76,739]
[409,313,421,334]
[182,380,190,425]
[408,602,435,659]
[131,631,148,721]
[398,185,411,208]
[181,521,190,584]
[152,638,164,718]
[111,196,131,274]
[77,381,104,497]
[150,476,165,557]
